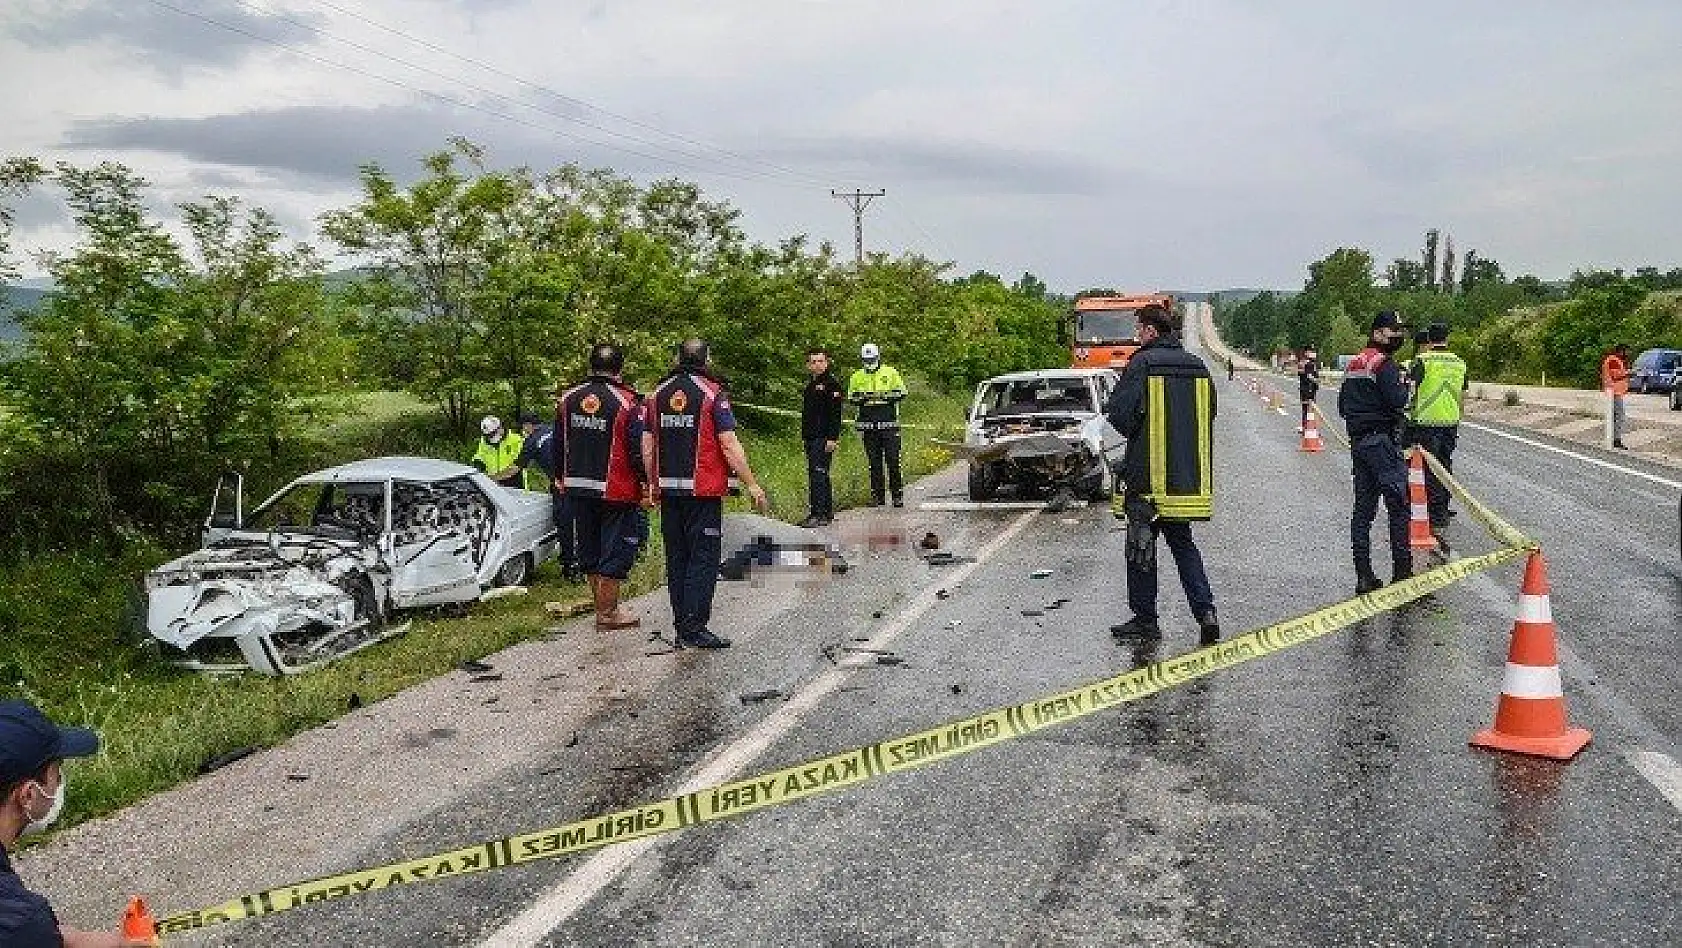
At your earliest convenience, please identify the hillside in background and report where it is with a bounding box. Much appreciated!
[0,285,45,341]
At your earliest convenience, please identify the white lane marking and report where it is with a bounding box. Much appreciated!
[478,509,1041,947]
[1461,420,1682,490]
[1627,751,1682,814]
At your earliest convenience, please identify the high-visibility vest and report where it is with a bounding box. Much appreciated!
[1408,350,1467,427]
[472,433,527,487]
[1144,372,1215,521]
[846,365,907,429]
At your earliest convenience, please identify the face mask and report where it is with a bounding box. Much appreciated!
[21,777,64,836]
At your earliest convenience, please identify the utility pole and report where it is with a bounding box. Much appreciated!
[832,188,884,266]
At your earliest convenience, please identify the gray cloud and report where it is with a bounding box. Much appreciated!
[62,103,1110,198]
[3,0,323,76]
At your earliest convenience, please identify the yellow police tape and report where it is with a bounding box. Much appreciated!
[157,502,1536,935]
[731,400,946,431]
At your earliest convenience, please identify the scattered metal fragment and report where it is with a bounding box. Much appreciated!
[1021,609,1045,617]
[919,532,940,550]
[199,747,259,775]
[949,684,963,695]
[740,690,784,704]
[872,610,885,619]
[459,659,494,674]
[841,646,894,655]
[936,589,952,600]
[1029,569,1054,579]
[876,655,906,666]
[565,732,579,747]
[285,773,309,782]
[469,673,504,683]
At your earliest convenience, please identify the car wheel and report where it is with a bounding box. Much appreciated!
[493,552,533,588]
[967,463,999,502]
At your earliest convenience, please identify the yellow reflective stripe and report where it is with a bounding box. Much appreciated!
[1147,376,1167,500]
[1195,376,1212,496]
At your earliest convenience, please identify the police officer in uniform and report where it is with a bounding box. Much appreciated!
[1406,323,1468,527]
[557,344,649,631]
[1297,346,1321,433]
[471,416,527,489]
[800,348,844,527]
[1338,311,1413,594]
[1105,304,1221,647]
[847,343,908,507]
[642,339,769,649]
[2,700,145,947]
[515,411,577,578]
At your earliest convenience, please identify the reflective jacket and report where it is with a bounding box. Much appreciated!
[647,371,738,498]
[1407,349,1468,427]
[1105,334,1216,522]
[556,377,645,503]
[846,365,908,430]
[472,432,528,489]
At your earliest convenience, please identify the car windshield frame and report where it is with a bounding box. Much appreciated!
[242,479,389,540]
[977,377,1098,418]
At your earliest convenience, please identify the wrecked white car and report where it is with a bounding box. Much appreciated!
[145,457,559,675]
[956,368,1123,502]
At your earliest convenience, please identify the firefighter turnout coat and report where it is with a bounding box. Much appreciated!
[1105,334,1217,522]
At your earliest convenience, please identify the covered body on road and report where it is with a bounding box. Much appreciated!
[144,457,559,675]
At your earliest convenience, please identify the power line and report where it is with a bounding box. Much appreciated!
[142,0,818,190]
[831,189,884,266]
[302,0,844,191]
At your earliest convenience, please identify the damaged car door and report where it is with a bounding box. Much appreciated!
[384,477,493,608]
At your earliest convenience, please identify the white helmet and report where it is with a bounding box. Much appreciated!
[480,415,502,437]
[860,343,881,363]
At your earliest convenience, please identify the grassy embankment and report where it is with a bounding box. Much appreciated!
[0,380,965,836]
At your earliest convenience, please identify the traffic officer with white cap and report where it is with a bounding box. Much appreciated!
[846,343,908,507]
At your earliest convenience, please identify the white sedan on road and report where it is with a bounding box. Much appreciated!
[958,368,1124,502]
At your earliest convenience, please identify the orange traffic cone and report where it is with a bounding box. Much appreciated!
[122,897,159,945]
[1471,552,1591,760]
[1406,448,1436,550]
[1300,409,1324,452]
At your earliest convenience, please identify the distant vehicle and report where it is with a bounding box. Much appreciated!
[145,457,559,675]
[1630,348,1682,394]
[1070,294,1176,370]
[955,368,1122,502]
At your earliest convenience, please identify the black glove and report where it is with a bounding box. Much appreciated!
[1123,494,1158,571]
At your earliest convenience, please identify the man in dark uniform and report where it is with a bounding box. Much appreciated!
[515,410,578,580]
[556,344,649,631]
[800,348,844,528]
[2,700,145,947]
[1297,346,1321,433]
[1338,310,1414,594]
[643,339,770,649]
[1104,304,1221,647]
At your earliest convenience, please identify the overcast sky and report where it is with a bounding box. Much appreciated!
[3,0,1680,291]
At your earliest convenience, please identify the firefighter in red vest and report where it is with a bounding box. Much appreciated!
[555,343,649,632]
[642,339,769,649]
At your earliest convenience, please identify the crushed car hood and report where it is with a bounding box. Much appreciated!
[146,537,369,650]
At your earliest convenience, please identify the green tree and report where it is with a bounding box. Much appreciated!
[1385,258,1426,291]
[1423,229,1440,290]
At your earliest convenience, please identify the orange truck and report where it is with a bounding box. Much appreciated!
[1070,293,1177,370]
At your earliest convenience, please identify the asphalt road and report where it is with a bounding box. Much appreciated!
[26,333,1682,945]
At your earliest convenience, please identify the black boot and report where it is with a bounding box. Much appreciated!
[1355,565,1383,595]
[1110,617,1162,641]
[1195,609,1221,646]
[678,627,732,649]
[1391,562,1414,585]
